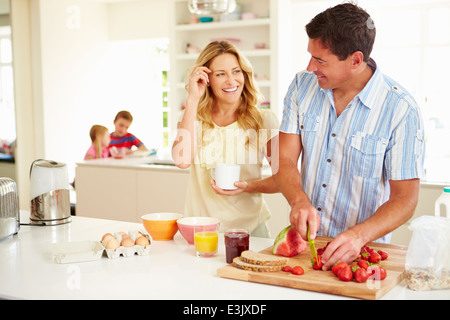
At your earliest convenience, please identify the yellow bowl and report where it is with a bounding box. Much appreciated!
[141,213,183,241]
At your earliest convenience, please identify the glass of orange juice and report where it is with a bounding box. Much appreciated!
[194,223,219,257]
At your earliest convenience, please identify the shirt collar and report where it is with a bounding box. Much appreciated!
[355,58,386,110]
[320,58,385,110]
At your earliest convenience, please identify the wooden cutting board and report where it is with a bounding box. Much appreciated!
[217,236,407,300]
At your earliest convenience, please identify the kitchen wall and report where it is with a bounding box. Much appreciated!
[36,0,110,169]
[37,0,170,177]
[11,0,170,207]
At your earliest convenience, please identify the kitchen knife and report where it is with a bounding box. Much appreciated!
[307,224,318,261]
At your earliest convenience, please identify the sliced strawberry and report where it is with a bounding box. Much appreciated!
[282,266,292,272]
[291,266,304,275]
[311,255,324,270]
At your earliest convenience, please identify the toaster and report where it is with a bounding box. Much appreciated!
[0,177,20,240]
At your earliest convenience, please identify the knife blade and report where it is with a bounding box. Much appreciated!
[307,224,318,261]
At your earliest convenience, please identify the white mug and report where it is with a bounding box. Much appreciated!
[211,164,241,190]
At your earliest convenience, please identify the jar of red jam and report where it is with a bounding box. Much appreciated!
[224,229,250,263]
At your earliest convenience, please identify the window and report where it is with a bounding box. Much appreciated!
[367,0,450,184]
[162,70,170,147]
[291,0,450,184]
[0,26,15,147]
[106,38,169,150]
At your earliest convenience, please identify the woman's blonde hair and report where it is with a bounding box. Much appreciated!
[89,125,109,159]
[188,41,264,145]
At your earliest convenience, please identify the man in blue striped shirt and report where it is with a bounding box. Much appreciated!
[275,3,425,270]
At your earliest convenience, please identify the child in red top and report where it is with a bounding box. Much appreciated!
[109,111,147,154]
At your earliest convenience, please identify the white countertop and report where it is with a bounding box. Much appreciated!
[76,155,184,172]
[75,155,273,176]
[1,213,448,300]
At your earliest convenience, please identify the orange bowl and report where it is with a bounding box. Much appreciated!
[141,213,183,241]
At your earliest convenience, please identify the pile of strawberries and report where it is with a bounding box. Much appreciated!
[312,243,389,283]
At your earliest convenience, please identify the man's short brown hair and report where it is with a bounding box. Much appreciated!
[305,2,376,62]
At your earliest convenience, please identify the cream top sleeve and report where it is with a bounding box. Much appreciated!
[260,109,280,142]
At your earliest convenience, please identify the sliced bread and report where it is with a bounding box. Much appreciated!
[232,257,285,272]
[240,250,288,266]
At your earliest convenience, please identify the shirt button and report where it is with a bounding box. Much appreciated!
[331,133,336,137]
[317,207,322,211]
[327,159,332,163]
[322,184,327,188]
[300,125,304,129]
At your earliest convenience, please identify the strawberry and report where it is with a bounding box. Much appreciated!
[282,266,292,272]
[317,242,331,256]
[378,250,389,260]
[360,252,369,261]
[332,262,348,276]
[368,266,387,280]
[357,259,369,270]
[337,265,353,281]
[353,267,369,283]
[291,266,304,275]
[360,245,369,254]
[317,247,325,256]
[311,255,324,270]
[379,267,387,280]
[369,251,381,263]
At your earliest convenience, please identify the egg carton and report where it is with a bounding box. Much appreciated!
[52,241,104,264]
[102,230,152,259]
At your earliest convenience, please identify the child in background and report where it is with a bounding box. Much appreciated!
[84,125,111,160]
[109,110,147,154]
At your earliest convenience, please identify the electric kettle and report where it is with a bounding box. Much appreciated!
[30,159,71,225]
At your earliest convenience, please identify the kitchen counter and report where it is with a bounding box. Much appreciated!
[76,154,182,171]
[75,154,273,176]
[0,213,448,301]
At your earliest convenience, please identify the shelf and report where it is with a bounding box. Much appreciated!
[169,0,280,132]
[176,49,270,60]
[176,80,270,89]
[175,18,270,31]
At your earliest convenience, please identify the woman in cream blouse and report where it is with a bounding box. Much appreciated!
[172,41,279,238]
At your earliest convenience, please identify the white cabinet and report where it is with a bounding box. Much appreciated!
[136,168,190,215]
[75,166,138,222]
[168,0,294,132]
[75,164,190,223]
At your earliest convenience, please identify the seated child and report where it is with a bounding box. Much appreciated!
[109,110,147,154]
[84,125,111,160]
